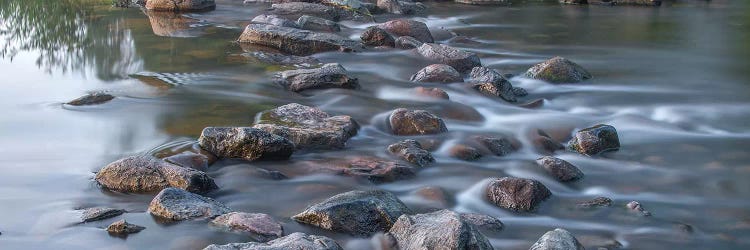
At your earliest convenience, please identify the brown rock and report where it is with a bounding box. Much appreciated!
[536,156,584,182]
[378,19,434,43]
[210,212,283,242]
[361,26,395,47]
[525,56,592,83]
[485,177,551,211]
[389,108,448,135]
[417,43,481,73]
[95,155,218,193]
[449,144,482,161]
[387,139,434,167]
[66,93,114,106]
[414,87,449,99]
[107,220,145,235]
[238,24,361,56]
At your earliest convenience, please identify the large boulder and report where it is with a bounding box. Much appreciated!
[410,64,463,83]
[268,2,340,21]
[148,187,232,221]
[198,127,295,161]
[274,63,359,92]
[204,233,342,250]
[568,124,620,156]
[525,56,591,83]
[387,209,493,250]
[389,108,448,135]
[292,190,412,236]
[386,139,434,167]
[253,103,359,149]
[486,177,551,212]
[417,43,481,73]
[146,0,215,11]
[536,156,584,182]
[377,19,434,43]
[529,228,585,250]
[238,24,361,56]
[296,15,341,32]
[95,155,218,193]
[210,212,283,242]
[251,14,299,28]
[361,27,396,47]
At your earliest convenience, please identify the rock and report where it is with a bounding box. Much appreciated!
[80,207,126,223]
[237,24,361,56]
[536,156,584,182]
[473,135,516,156]
[410,64,463,83]
[378,19,434,43]
[473,82,516,102]
[530,228,585,250]
[164,151,211,171]
[626,201,652,216]
[387,140,434,167]
[454,0,512,5]
[361,27,395,47]
[468,67,516,102]
[204,232,342,250]
[146,0,215,11]
[297,15,341,32]
[198,127,295,161]
[414,87,449,99]
[460,213,504,232]
[292,190,411,236]
[525,56,592,83]
[568,124,620,156]
[106,220,145,235]
[274,63,359,92]
[387,210,493,250]
[269,2,340,21]
[377,0,426,15]
[395,36,423,49]
[334,157,417,183]
[533,129,564,154]
[412,186,450,209]
[389,108,448,135]
[210,212,283,242]
[148,187,232,221]
[513,86,528,97]
[417,43,481,73]
[577,197,613,208]
[486,177,551,212]
[449,144,482,161]
[253,103,359,149]
[251,14,299,28]
[66,93,114,106]
[468,66,506,83]
[95,155,218,193]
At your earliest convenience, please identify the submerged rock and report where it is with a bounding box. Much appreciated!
[389,108,448,135]
[106,220,145,235]
[269,2,340,21]
[251,14,299,28]
[410,64,463,83]
[449,144,483,161]
[387,139,434,167]
[297,15,341,32]
[533,129,565,154]
[626,201,652,216]
[525,56,592,83]
[253,103,359,149]
[530,228,585,250]
[66,93,114,106]
[361,26,395,47]
[411,186,450,209]
[417,43,481,73]
[378,19,434,43]
[395,36,423,49]
[473,135,516,156]
[387,210,493,250]
[460,213,504,232]
[204,232,342,250]
[146,0,215,11]
[198,127,295,161]
[238,24,360,56]
[292,190,411,236]
[80,207,126,223]
[568,124,620,156]
[335,157,417,183]
[232,47,321,68]
[414,87,449,99]
[577,197,613,208]
[164,151,212,171]
[210,212,283,242]
[486,177,551,212]
[536,156,584,182]
[95,155,218,193]
[275,63,359,92]
[148,187,231,221]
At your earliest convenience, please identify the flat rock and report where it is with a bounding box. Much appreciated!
[361,26,395,47]
[530,228,585,250]
[568,124,620,156]
[253,103,359,149]
[413,87,449,99]
[251,14,299,28]
[449,144,482,161]
[106,219,145,235]
[292,190,412,236]
[210,212,283,242]
[269,2,340,21]
[238,24,361,56]
[395,36,423,49]
[389,108,448,135]
[387,139,434,167]
[387,209,493,250]
[146,0,215,11]
[80,207,126,223]
[577,197,613,208]
[297,15,340,32]
[417,43,481,73]
[378,19,433,43]
[525,56,592,83]
[198,127,295,161]
[274,63,359,92]
[460,213,504,232]
[410,64,463,83]
[66,93,115,106]
[95,155,218,193]
[486,177,551,212]
[148,187,232,221]
[536,156,584,182]
[204,232,342,250]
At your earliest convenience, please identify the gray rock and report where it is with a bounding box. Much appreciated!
[449,144,482,161]
[95,155,218,193]
[513,86,528,97]
[486,177,551,212]
[106,220,145,235]
[297,15,340,32]
[414,87,449,99]
[164,151,211,171]
[377,0,426,15]
[577,197,612,208]
[80,207,125,223]
[210,212,283,242]
[389,108,448,135]
[292,190,411,236]
[468,66,506,84]
[530,228,585,250]
[148,187,232,221]
[460,213,504,232]
[199,127,294,161]
[274,63,359,92]
[269,2,340,21]
[473,135,516,156]
[66,93,114,106]
[253,103,359,149]
[468,67,516,102]
[387,140,434,167]
[525,56,592,83]
[251,14,299,28]
[146,0,215,11]
[387,210,493,250]
[378,19,434,43]
[410,64,463,83]
[204,232,342,250]
[626,201,652,216]
[536,156,584,182]
[395,36,423,49]
[417,43,481,73]
[238,24,361,56]
[568,124,620,156]
[361,27,395,47]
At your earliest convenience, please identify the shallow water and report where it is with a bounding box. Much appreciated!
[1,0,749,249]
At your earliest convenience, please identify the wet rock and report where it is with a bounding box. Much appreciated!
[66,93,114,106]
[164,151,211,171]
[536,156,584,182]
[148,187,232,221]
[387,139,434,167]
[198,127,295,161]
[334,157,417,183]
[568,124,620,156]
[533,129,565,154]
[377,0,426,15]
[412,186,449,209]
[414,87,449,99]
[468,67,516,102]
[530,228,585,250]
[525,56,592,83]
[460,213,504,232]
[361,27,395,47]
[251,14,299,28]
[232,49,321,68]
[473,82,516,102]
[297,15,341,32]
[95,155,218,193]
[106,220,145,235]
[473,135,516,156]
[387,209,493,250]
[520,99,545,109]
[274,63,359,91]
[395,36,423,49]
[210,212,283,242]
[577,197,613,208]
[486,177,551,212]
[468,66,506,84]
[269,2,340,21]
[513,86,528,97]
[417,43,481,73]
[204,232,342,250]
[449,144,482,161]
[146,0,215,11]
[378,19,434,43]
[389,108,448,135]
[410,64,463,83]
[292,190,411,236]
[80,207,126,223]
[238,24,361,56]
[253,103,359,149]
[626,201,652,216]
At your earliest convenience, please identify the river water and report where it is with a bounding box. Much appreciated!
[0,0,749,249]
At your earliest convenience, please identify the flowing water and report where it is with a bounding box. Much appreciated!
[1,0,749,249]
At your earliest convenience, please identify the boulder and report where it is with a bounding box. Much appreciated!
[80,207,125,223]
[253,103,359,149]
[297,15,341,32]
[148,187,232,221]
[146,0,215,11]
[410,64,463,83]
[210,212,283,242]
[535,156,584,182]
[238,24,361,56]
[417,43,481,73]
[66,93,114,106]
[460,213,504,232]
[106,220,145,235]
[198,127,295,161]
[361,27,395,47]
[626,201,652,216]
[486,177,551,212]
[269,2,340,21]
[525,56,591,83]
[389,108,448,135]
[568,124,620,156]
[387,210,493,250]
[292,190,412,236]
[95,155,218,193]
[395,36,423,49]
[251,14,299,28]
[387,139,434,167]
[274,63,359,92]
[204,233,342,250]
[414,87,449,99]
[378,19,434,43]
[530,228,585,250]
[577,197,613,208]
[449,144,482,161]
